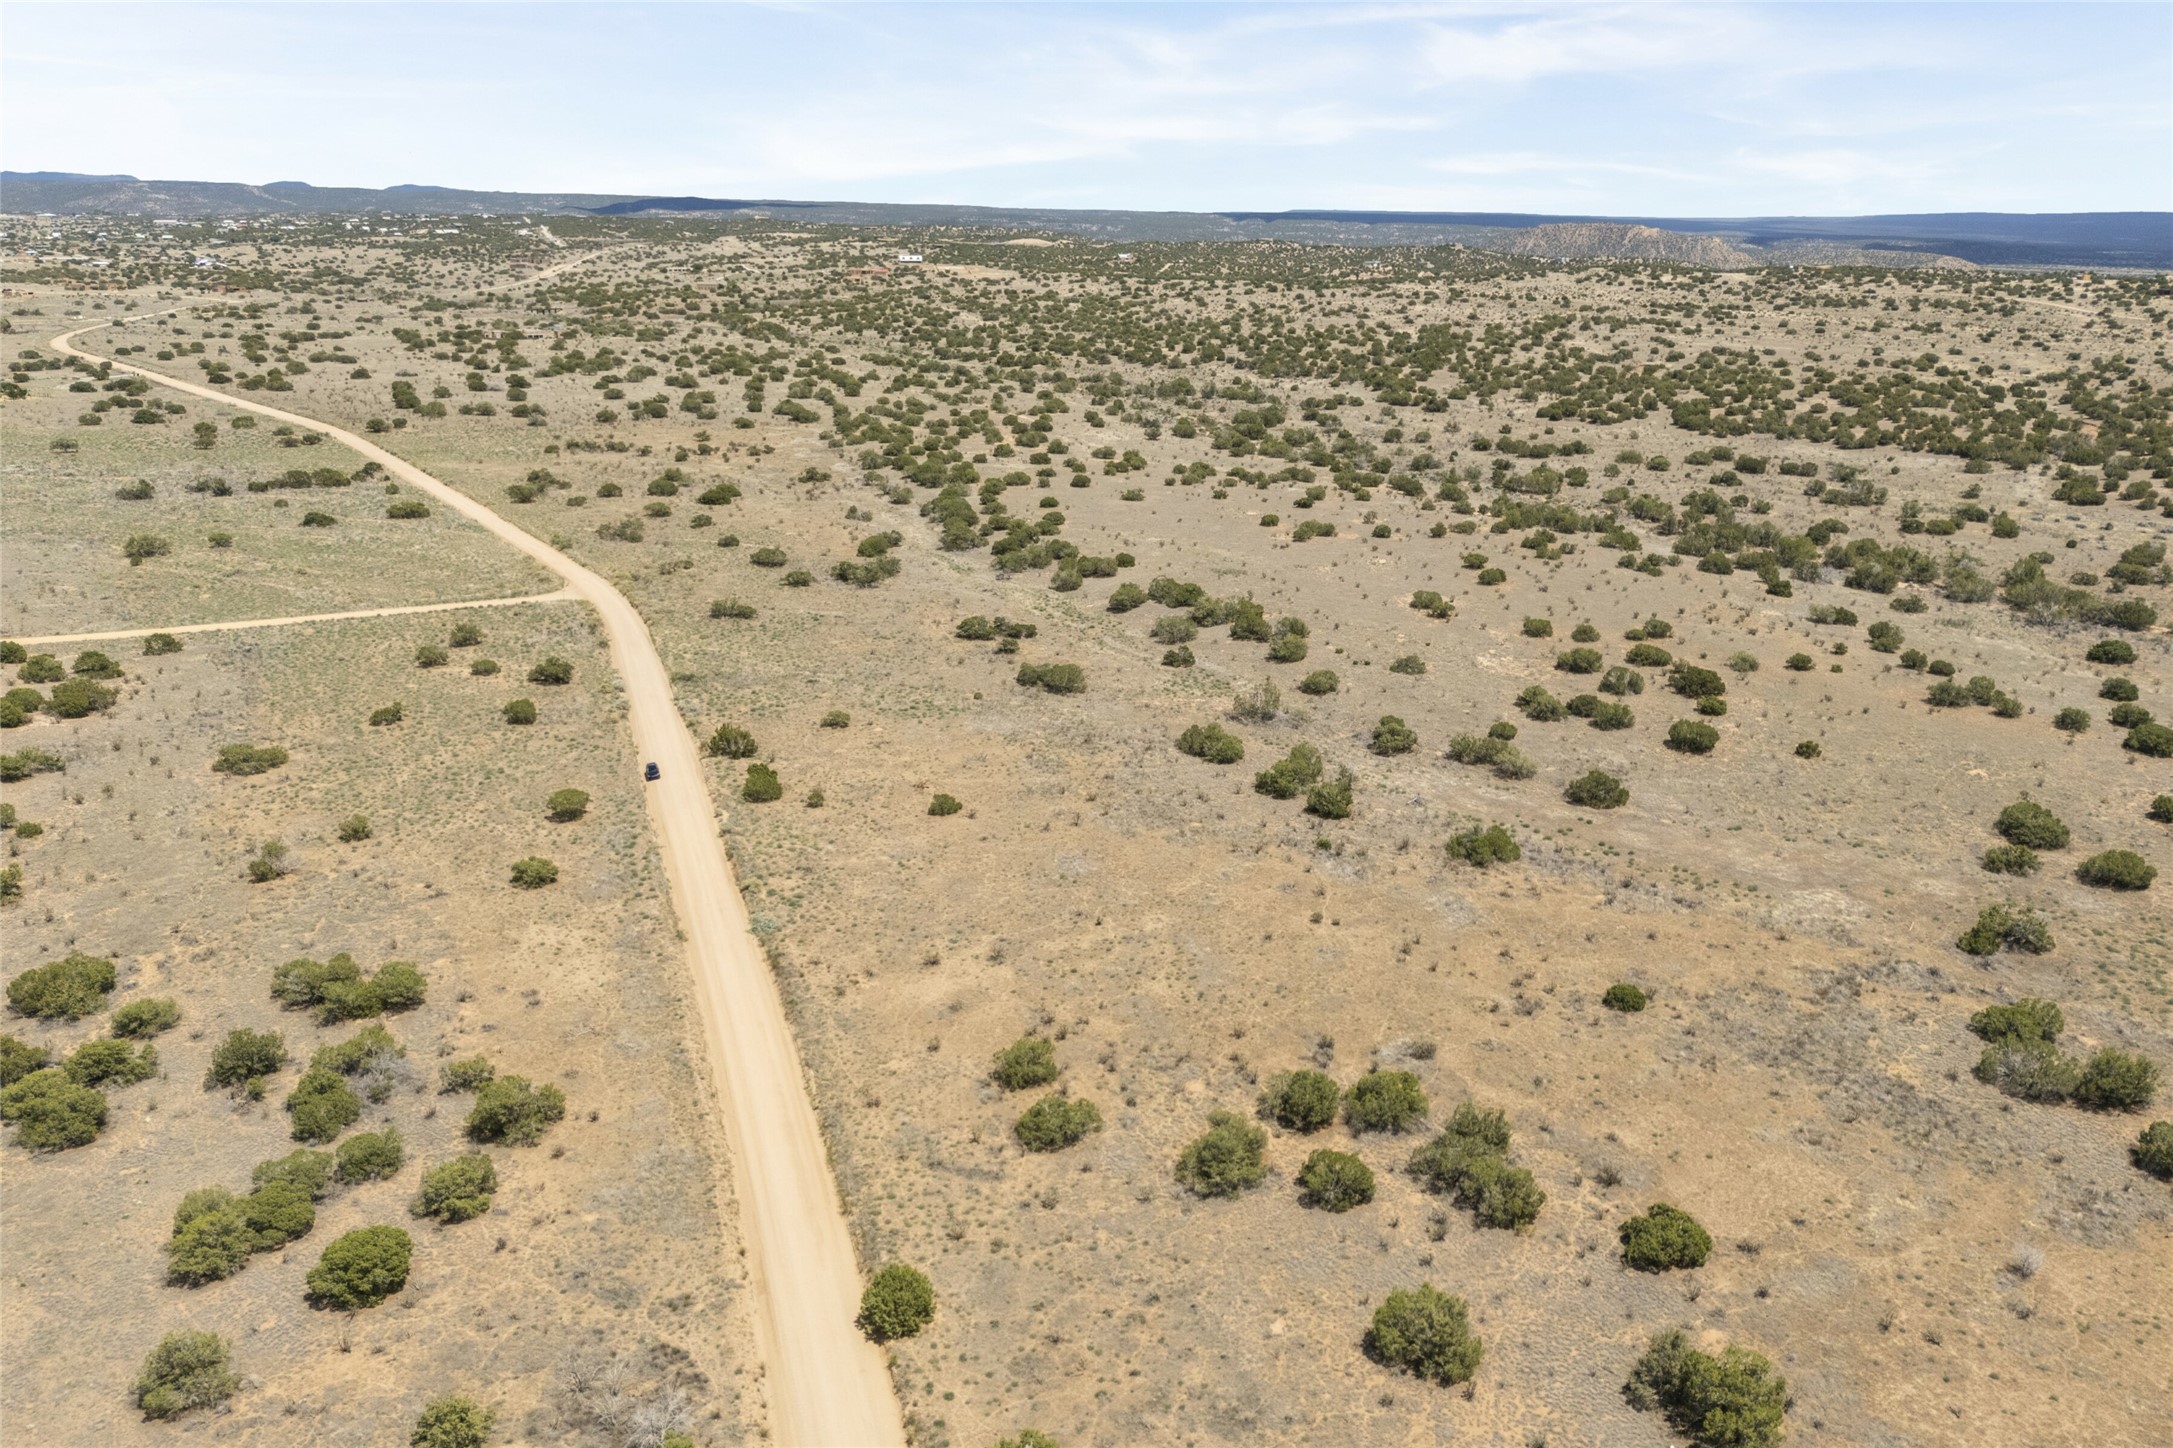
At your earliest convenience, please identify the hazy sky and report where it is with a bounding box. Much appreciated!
[5,2,2168,215]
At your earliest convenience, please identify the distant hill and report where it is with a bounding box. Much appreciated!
[4,171,2165,268]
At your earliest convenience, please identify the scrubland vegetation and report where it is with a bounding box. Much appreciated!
[3,210,2168,1447]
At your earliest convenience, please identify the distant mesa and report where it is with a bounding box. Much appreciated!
[1,170,2165,268]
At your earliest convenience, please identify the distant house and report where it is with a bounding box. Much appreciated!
[896,252,923,264]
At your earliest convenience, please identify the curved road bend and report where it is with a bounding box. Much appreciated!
[52,316,908,1448]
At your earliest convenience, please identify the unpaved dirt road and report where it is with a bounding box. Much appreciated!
[51,317,909,1448]
[15,589,576,648]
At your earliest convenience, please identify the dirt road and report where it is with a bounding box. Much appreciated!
[14,589,576,648]
[51,318,909,1448]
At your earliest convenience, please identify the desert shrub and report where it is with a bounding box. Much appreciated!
[212,743,288,775]
[286,1067,362,1143]
[1176,1110,1268,1198]
[495,852,560,894]
[1996,800,2069,850]
[2074,1050,2159,1112]
[415,644,450,669]
[710,598,757,620]
[387,500,429,519]
[1668,665,1726,702]
[0,746,66,781]
[545,788,590,823]
[1590,700,1636,730]
[2152,795,2173,824]
[1296,1148,1376,1211]
[1666,720,1719,754]
[1016,662,1087,694]
[470,658,499,676]
[1387,654,1426,675]
[1176,723,1245,764]
[1367,1285,1483,1387]
[1981,844,2040,876]
[369,702,404,726]
[995,1432,1062,1448]
[1556,647,1602,674]
[1305,767,1355,820]
[466,1075,566,1145]
[1784,652,1814,671]
[1296,669,1339,696]
[8,951,116,1019]
[1619,1203,1713,1272]
[254,1148,336,1200]
[740,763,783,803]
[1623,1330,1787,1448]
[1107,582,1147,612]
[306,1225,412,1310]
[1014,1094,1103,1152]
[1345,1070,1429,1134]
[1974,1041,2081,1102]
[1446,824,1520,867]
[2131,1121,2173,1179]
[527,656,573,685]
[502,698,537,725]
[1956,904,2054,957]
[1521,617,1554,638]
[1407,1102,1544,1229]
[413,1154,499,1223]
[1599,666,1644,697]
[1258,1069,1341,1132]
[858,1263,936,1341]
[0,1034,49,1086]
[1150,614,1198,646]
[245,840,292,883]
[2053,708,2092,733]
[2077,850,2155,890]
[2087,638,2137,665]
[0,1068,107,1149]
[431,1054,495,1096]
[706,723,758,758]
[1564,770,1629,809]
[750,546,788,567]
[1444,734,1530,778]
[48,678,118,717]
[134,1330,239,1421]
[411,1396,496,1448]
[1625,642,1673,667]
[273,954,425,1022]
[1970,998,2064,1046]
[2099,676,2140,702]
[205,1028,286,1089]
[992,1037,1058,1090]
[928,793,964,817]
[1254,742,1324,799]
[1516,685,1566,721]
[821,710,850,729]
[1488,720,1518,741]
[1370,716,1418,756]
[1266,630,1309,663]
[1602,983,1649,1013]
[336,1127,406,1183]
[123,532,173,564]
[1229,679,1281,722]
[165,1199,254,1285]
[338,814,373,842]
[237,1179,315,1249]
[2127,722,2173,757]
[63,1038,157,1087]
[955,615,997,641]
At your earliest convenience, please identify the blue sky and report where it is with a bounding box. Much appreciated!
[5,3,2168,215]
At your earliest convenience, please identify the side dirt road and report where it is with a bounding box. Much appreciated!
[14,589,576,647]
[51,316,909,1448]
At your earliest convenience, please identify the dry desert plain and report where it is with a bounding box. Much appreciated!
[3,215,2171,1448]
